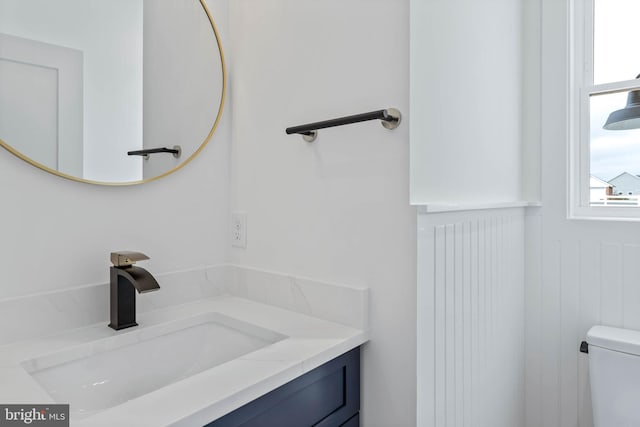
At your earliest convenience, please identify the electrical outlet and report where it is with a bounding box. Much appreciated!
[231,211,247,248]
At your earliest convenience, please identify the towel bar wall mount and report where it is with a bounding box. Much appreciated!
[286,108,402,142]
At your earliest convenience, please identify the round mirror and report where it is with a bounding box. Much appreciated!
[0,0,225,185]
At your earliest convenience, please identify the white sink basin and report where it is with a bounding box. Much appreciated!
[20,313,286,419]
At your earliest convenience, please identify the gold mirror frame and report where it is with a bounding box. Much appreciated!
[0,0,226,186]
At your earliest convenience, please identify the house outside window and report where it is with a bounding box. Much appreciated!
[571,0,640,218]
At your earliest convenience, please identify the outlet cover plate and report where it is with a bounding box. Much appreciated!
[231,211,247,248]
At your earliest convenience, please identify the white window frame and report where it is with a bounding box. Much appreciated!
[569,0,640,220]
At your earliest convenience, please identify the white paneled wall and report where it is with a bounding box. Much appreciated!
[525,217,640,427]
[529,0,640,424]
[418,207,525,427]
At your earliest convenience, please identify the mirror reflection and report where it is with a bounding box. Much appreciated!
[0,0,225,184]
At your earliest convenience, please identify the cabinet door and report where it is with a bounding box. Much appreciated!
[340,413,359,427]
[207,347,360,427]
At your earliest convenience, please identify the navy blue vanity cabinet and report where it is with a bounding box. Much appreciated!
[205,347,360,427]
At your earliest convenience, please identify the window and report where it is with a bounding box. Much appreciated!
[571,0,640,219]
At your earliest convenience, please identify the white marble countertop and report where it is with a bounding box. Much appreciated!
[0,296,368,427]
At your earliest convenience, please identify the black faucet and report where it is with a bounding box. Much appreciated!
[108,251,160,330]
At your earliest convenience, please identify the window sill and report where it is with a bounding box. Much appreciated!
[570,205,640,222]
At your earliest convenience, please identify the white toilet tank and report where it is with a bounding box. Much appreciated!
[587,325,640,427]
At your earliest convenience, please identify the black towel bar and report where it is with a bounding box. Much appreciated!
[286,108,401,142]
[127,146,182,159]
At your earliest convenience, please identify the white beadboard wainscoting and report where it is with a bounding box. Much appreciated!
[525,215,640,427]
[417,207,526,427]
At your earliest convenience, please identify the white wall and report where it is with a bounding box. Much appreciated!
[525,1,640,426]
[228,1,416,425]
[522,0,542,202]
[142,0,224,180]
[0,0,145,182]
[410,0,524,204]
[0,0,230,300]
